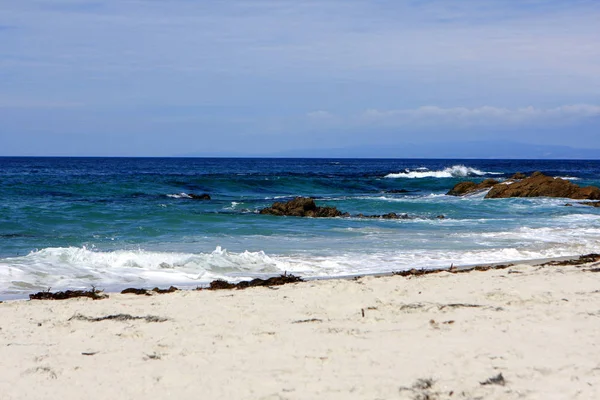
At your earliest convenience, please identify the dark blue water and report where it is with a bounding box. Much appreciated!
[1,157,599,297]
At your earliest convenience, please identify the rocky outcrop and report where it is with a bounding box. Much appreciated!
[259,197,419,219]
[259,197,349,218]
[447,172,600,200]
[486,172,600,199]
[446,179,499,196]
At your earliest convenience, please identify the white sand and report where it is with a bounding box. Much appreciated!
[2,260,600,399]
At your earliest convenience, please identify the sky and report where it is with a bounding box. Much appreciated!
[1,0,600,157]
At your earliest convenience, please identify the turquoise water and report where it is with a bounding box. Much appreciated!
[1,157,599,298]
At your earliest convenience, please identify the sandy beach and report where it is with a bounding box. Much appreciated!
[2,257,600,399]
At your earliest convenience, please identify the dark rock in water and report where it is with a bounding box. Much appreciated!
[385,189,411,194]
[510,172,527,180]
[582,201,600,207]
[564,203,573,207]
[436,215,446,219]
[446,179,499,196]
[259,197,348,218]
[260,197,416,219]
[189,193,211,200]
[486,172,600,199]
[356,212,411,219]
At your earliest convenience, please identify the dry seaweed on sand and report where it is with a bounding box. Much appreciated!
[538,253,600,266]
[393,268,440,277]
[206,273,303,290]
[121,286,179,295]
[68,313,167,323]
[392,263,514,277]
[29,287,108,300]
[480,373,506,386]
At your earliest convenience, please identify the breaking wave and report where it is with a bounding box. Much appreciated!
[385,165,500,179]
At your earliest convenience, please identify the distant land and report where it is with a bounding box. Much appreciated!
[179,141,600,159]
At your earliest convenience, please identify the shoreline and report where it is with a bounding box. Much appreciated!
[3,252,597,302]
[2,252,600,398]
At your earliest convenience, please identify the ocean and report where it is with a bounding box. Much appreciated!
[1,157,599,299]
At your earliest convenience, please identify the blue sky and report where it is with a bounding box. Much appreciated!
[1,0,599,156]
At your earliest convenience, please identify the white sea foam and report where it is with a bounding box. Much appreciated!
[3,223,599,298]
[224,201,240,210]
[385,165,500,179]
[167,192,192,199]
[0,246,295,295]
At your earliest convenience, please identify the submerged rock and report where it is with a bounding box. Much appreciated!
[448,172,600,200]
[582,201,600,208]
[189,193,211,200]
[259,197,349,218]
[356,212,411,219]
[384,189,411,194]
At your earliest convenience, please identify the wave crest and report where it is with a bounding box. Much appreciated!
[385,165,499,179]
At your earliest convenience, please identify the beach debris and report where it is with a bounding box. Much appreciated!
[480,373,506,386]
[29,287,108,300]
[24,366,58,380]
[151,286,178,293]
[537,253,600,266]
[448,172,600,199]
[145,353,162,360]
[121,288,151,295]
[438,303,482,310]
[393,268,436,277]
[399,378,439,399]
[361,308,365,317]
[292,318,322,324]
[81,352,98,356]
[393,263,514,277]
[208,280,237,290]
[69,313,167,323]
[206,273,303,290]
[121,286,179,295]
[413,378,434,390]
[398,302,498,313]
